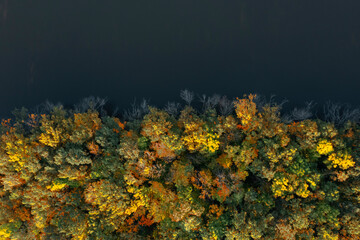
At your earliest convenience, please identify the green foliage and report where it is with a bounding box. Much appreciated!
[0,95,359,239]
[137,136,150,150]
[53,177,82,189]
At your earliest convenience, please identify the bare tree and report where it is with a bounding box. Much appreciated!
[110,106,120,117]
[180,89,194,105]
[31,100,64,115]
[218,95,234,116]
[282,101,317,123]
[281,113,293,124]
[122,98,150,121]
[208,94,221,109]
[291,101,316,121]
[253,93,288,112]
[323,101,360,126]
[73,96,108,114]
[164,102,181,116]
[198,94,207,106]
[198,93,221,112]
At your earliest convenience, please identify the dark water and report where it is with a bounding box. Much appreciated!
[1,0,359,119]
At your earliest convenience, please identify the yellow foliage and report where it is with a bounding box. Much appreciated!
[306,178,317,188]
[234,94,257,127]
[318,228,339,240]
[5,138,30,171]
[39,126,62,147]
[84,180,133,224]
[162,133,184,153]
[295,183,311,198]
[183,216,201,232]
[34,213,47,229]
[123,174,149,216]
[211,231,219,240]
[38,114,71,147]
[266,147,297,164]
[181,121,220,153]
[327,152,355,170]
[272,176,294,198]
[0,226,11,238]
[136,157,153,178]
[203,132,221,153]
[46,182,68,191]
[72,232,88,240]
[141,107,173,142]
[317,140,334,155]
[125,188,147,215]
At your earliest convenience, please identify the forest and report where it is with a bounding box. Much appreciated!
[0,92,359,239]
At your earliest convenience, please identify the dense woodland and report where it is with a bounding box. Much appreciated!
[0,93,359,239]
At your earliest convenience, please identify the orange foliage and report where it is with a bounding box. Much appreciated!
[213,179,231,203]
[113,118,126,130]
[13,206,31,222]
[150,141,176,159]
[72,112,102,142]
[344,128,354,138]
[190,170,214,200]
[216,153,232,169]
[1,173,26,191]
[1,118,15,135]
[87,141,100,155]
[169,160,193,186]
[234,94,259,132]
[208,204,225,219]
[27,114,39,128]
[138,215,155,227]
[125,216,140,233]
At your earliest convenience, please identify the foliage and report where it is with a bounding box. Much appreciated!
[0,95,359,239]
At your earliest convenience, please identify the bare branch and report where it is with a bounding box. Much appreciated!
[254,93,289,112]
[31,100,64,115]
[198,94,207,104]
[291,101,316,121]
[208,94,221,108]
[281,101,317,123]
[218,95,234,116]
[323,101,360,126]
[140,98,150,115]
[122,98,150,121]
[111,106,119,117]
[180,89,194,105]
[73,96,108,114]
[198,93,221,112]
[164,102,181,116]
